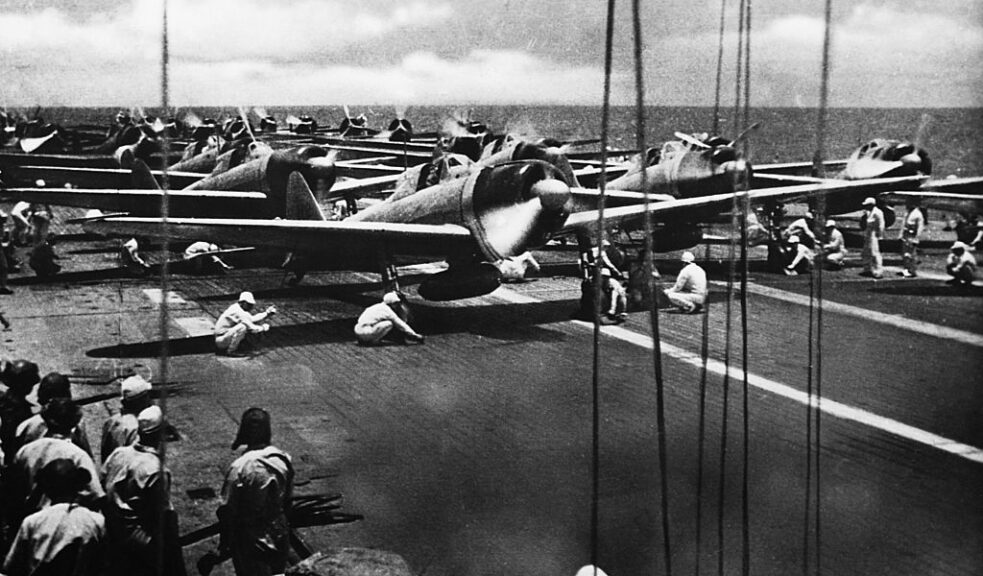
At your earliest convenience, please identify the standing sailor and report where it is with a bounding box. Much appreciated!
[860,197,885,278]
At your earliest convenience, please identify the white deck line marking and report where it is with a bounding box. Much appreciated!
[495,288,983,465]
[710,281,983,348]
[142,289,186,305]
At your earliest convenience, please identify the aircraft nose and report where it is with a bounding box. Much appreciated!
[529,178,571,213]
[900,152,922,172]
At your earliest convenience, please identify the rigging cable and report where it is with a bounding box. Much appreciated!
[739,3,753,576]
[693,241,713,576]
[155,0,172,571]
[711,0,728,134]
[807,1,835,574]
[631,0,673,573]
[716,0,748,572]
[588,0,618,571]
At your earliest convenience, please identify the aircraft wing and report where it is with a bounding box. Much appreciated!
[327,174,403,199]
[0,165,204,189]
[920,175,983,195]
[561,175,926,232]
[884,191,983,213]
[751,159,848,175]
[83,217,475,270]
[0,187,267,217]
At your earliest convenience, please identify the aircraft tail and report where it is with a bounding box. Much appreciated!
[130,159,161,190]
[285,171,325,221]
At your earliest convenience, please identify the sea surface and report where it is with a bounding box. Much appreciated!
[32,105,983,178]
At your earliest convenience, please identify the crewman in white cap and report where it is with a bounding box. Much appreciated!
[822,220,846,270]
[784,235,815,275]
[946,241,976,286]
[662,251,707,313]
[213,291,277,357]
[898,198,926,278]
[101,405,184,575]
[100,374,153,462]
[354,291,424,345]
[860,197,885,278]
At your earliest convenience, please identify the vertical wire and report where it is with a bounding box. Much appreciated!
[739,3,753,575]
[711,0,728,134]
[718,1,745,573]
[694,241,713,576]
[803,262,815,576]
[590,0,618,570]
[156,0,171,570]
[812,1,835,573]
[631,1,672,573]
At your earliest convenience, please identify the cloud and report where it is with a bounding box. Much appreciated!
[0,0,979,107]
[170,50,625,106]
[644,3,983,107]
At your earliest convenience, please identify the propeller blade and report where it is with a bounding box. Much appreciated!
[674,131,711,149]
[730,121,761,146]
[237,106,257,143]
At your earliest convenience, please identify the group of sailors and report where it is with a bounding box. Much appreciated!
[769,198,977,285]
[0,358,295,576]
[0,201,60,296]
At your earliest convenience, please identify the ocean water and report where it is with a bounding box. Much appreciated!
[34,105,983,177]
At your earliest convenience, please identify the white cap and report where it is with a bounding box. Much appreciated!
[862,197,876,206]
[788,235,800,244]
[681,251,695,263]
[239,291,256,305]
[825,219,836,228]
[137,405,163,434]
[382,291,401,305]
[951,241,968,251]
[121,374,152,400]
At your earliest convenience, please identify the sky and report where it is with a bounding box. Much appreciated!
[0,0,980,108]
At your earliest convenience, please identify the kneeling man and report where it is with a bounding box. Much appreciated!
[663,251,708,314]
[214,291,277,356]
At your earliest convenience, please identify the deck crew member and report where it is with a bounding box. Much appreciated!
[663,251,707,314]
[785,211,817,248]
[100,375,153,462]
[219,408,294,576]
[27,235,60,278]
[101,406,184,576]
[120,238,151,276]
[0,360,40,462]
[214,291,277,356]
[946,241,976,286]
[10,202,31,247]
[860,197,885,278]
[2,459,106,576]
[183,241,232,275]
[354,292,424,345]
[14,372,92,458]
[497,251,540,283]
[899,199,926,278]
[822,220,846,270]
[784,235,815,275]
[8,399,104,531]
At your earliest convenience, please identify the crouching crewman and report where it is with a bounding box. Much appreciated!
[214,291,277,357]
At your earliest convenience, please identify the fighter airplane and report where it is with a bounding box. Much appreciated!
[751,137,983,225]
[82,152,925,301]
